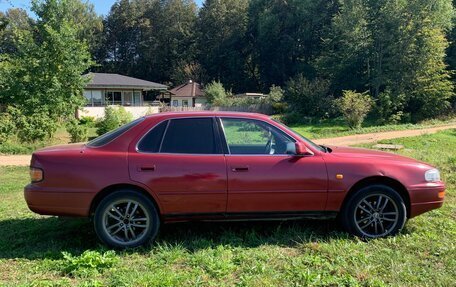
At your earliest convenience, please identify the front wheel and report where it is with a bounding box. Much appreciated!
[94,190,160,248]
[341,185,407,238]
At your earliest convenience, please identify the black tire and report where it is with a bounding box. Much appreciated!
[94,190,160,248]
[340,185,407,239]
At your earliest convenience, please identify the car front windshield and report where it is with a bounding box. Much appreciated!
[270,117,326,153]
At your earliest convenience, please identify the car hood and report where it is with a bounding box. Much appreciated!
[327,145,421,164]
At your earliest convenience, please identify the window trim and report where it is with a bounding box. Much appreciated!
[218,117,300,156]
[135,116,223,155]
[87,117,145,149]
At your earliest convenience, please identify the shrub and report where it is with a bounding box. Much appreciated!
[337,90,374,129]
[96,106,133,136]
[66,120,88,143]
[205,81,230,106]
[8,107,58,143]
[61,250,119,277]
[79,116,96,127]
[285,75,334,118]
[0,112,15,144]
[375,89,405,124]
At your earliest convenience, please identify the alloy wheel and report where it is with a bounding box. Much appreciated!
[101,199,151,246]
[354,193,399,238]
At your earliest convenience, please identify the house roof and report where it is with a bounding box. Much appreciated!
[84,73,167,90]
[169,80,204,98]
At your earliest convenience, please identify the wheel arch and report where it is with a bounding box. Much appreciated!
[89,183,161,216]
[342,176,410,217]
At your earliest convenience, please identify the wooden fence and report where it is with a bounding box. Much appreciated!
[160,104,273,115]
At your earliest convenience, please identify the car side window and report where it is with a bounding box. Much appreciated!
[220,118,294,155]
[137,120,168,152]
[160,118,220,154]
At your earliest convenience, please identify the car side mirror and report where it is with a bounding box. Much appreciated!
[286,142,314,156]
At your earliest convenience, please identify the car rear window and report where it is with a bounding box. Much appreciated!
[87,118,144,148]
[137,120,168,152]
[160,118,219,154]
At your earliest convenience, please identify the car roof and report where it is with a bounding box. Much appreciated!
[144,111,271,120]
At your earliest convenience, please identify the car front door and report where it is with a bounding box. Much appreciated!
[129,117,227,215]
[220,117,328,213]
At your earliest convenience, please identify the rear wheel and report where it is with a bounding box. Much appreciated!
[341,185,406,238]
[94,190,160,248]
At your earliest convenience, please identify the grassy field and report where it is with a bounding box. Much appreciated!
[289,117,456,139]
[0,131,455,286]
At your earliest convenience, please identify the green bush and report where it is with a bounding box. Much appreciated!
[375,89,405,124]
[285,74,334,118]
[79,116,96,127]
[205,81,230,105]
[66,120,89,143]
[0,112,15,144]
[61,250,119,277]
[8,107,58,143]
[96,106,133,136]
[337,90,374,129]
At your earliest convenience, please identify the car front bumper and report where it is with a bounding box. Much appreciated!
[409,182,445,218]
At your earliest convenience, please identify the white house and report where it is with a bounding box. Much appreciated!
[168,80,207,107]
[80,73,167,118]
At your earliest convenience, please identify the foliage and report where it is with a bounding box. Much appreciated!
[319,0,454,121]
[66,119,88,143]
[79,116,96,127]
[0,0,94,142]
[0,111,15,144]
[96,106,133,136]
[375,89,406,124]
[285,74,334,118]
[5,106,58,143]
[97,0,197,85]
[197,0,252,91]
[337,90,374,129]
[204,81,230,106]
[61,250,118,277]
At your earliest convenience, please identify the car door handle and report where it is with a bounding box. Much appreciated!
[231,167,249,172]
[138,165,155,172]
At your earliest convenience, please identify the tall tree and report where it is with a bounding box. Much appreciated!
[0,8,33,55]
[248,0,337,90]
[319,0,454,121]
[196,0,252,91]
[0,0,93,141]
[98,0,197,85]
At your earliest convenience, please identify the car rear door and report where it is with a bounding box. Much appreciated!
[129,117,227,215]
[219,117,328,213]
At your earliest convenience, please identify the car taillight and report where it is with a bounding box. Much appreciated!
[30,167,44,183]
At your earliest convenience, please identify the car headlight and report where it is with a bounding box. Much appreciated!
[425,169,440,182]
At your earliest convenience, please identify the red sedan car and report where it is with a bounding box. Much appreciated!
[25,112,445,248]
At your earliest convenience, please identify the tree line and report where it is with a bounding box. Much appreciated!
[0,0,456,138]
[93,0,456,122]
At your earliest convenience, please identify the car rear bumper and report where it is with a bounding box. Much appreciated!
[24,184,92,217]
[409,182,445,218]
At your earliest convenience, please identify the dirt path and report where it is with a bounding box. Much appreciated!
[313,124,456,146]
[1,124,456,167]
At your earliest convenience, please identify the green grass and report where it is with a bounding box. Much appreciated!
[0,131,455,286]
[290,117,456,139]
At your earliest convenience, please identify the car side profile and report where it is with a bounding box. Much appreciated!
[24,112,445,248]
